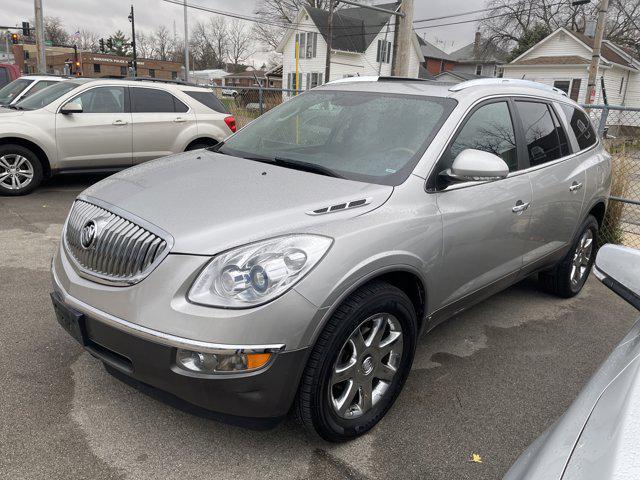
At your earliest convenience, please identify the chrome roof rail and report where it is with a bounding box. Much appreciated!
[449,78,568,97]
[326,76,380,85]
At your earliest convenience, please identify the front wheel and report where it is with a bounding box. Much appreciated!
[539,215,598,297]
[0,144,43,196]
[295,281,417,442]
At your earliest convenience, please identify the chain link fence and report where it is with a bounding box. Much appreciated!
[211,85,296,129]
[583,105,640,249]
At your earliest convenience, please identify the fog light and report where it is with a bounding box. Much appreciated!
[176,348,272,373]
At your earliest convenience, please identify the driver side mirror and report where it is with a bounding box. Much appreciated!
[60,102,82,114]
[442,149,509,183]
[594,244,640,310]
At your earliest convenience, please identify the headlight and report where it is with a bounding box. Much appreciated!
[188,235,332,307]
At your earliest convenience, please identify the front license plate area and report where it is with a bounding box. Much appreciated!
[51,292,86,346]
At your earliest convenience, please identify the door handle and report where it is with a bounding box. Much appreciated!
[569,182,583,192]
[112,119,128,126]
[512,200,530,214]
[173,117,187,123]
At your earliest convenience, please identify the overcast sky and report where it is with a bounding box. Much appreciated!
[2,0,485,63]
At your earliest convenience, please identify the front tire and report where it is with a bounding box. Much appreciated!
[295,281,417,442]
[0,144,43,196]
[539,215,598,297]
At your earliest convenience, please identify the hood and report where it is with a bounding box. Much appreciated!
[81,150,393,254]
[0,107,25,117]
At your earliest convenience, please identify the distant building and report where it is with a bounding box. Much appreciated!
[434,71,484,83]
[449,32,508,78]
[276,2,422,95]
[190,69,231,86]
[417,37,455,76]
[12,44,181,80]
[503,27,640,105]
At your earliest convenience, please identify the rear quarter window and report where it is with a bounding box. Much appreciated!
[183,90,227,114]
[561,105,597,151]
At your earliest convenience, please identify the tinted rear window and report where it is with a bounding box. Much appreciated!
[561,105,597,151]
[183,90,227,113]
[131,87,187,113]
[516,101,564,166]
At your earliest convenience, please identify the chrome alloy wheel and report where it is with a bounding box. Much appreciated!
[570,229,594,287]
[0,154,34,191]
[329,314,403,419]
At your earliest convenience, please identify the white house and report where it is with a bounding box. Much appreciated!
[449,32,508,78]
[276,2,422,95]
[503,27,640,106]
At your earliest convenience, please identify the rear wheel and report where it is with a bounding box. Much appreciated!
[0,144,43,196]
[539,215,598,297]
[295,281,417,442]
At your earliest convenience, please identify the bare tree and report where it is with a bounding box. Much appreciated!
[44,16,69,46]
[78,29,100,52]
[227,19,255,69]
[153,25,173,61]
[481,0,640,55]
[135,31,153,59]
[208,17,228,68]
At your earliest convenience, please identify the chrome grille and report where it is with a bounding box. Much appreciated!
[64,200,172,285]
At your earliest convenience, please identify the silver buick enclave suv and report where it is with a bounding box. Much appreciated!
[51,77,611,441]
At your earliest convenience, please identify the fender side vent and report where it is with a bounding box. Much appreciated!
[307,198,372,216]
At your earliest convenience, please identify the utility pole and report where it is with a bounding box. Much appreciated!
[586,0,610,103]
[394,0,414,77]
[128,5,137,76]
[34,0,46,74]
[324,0,334,83]
[183,0,189,82]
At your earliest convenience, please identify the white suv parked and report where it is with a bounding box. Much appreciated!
[0,75,66,107]
[0,78,236,195]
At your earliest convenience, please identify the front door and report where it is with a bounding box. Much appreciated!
[130,87,196,164]
[56,85,132,169]
[430,100,533,313]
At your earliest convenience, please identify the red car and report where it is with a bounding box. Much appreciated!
[0,64,21,89]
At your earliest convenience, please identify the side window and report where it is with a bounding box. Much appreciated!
[515,101,564,167]
[131,87,182,113]
[550,106,571,157]
[71,86,125,113]
[561,105,597,151]
[441,101,518,173]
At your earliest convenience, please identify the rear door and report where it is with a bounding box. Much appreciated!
[514,99,586,275]
[56,85,132,169]
[130,87,196,164]
[431,99,533,312]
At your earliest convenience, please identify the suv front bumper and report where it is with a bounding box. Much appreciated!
[51,270,310,420]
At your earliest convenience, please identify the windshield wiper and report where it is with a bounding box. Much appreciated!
[6,104,22,110]
[272,156,343,179]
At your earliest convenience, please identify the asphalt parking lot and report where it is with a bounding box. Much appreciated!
[1,175,638,480]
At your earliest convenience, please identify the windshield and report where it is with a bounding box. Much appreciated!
[0,79,32,105]
[218,90,456,186]
[16,81,80,110]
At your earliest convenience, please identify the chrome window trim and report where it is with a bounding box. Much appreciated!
[62,194,175,286]
[425,93,599,193]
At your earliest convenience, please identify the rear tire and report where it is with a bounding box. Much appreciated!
[294,281,417,442]
[539,215,598,298]
[0,144,43,196]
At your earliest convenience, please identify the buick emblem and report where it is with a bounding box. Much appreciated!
[80,220,98,249]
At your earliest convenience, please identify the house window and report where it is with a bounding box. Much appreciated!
[93,63,101,73]
[288,72,301,92]
[306,72,324,90]
[172,71,177,80]
[475,64,483,75]
[149,69,155,78]
[377,40,391,64]
[294,32,318,59]
[553,80,571,94]
[440,59,445,73]
[120,66,127,76]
